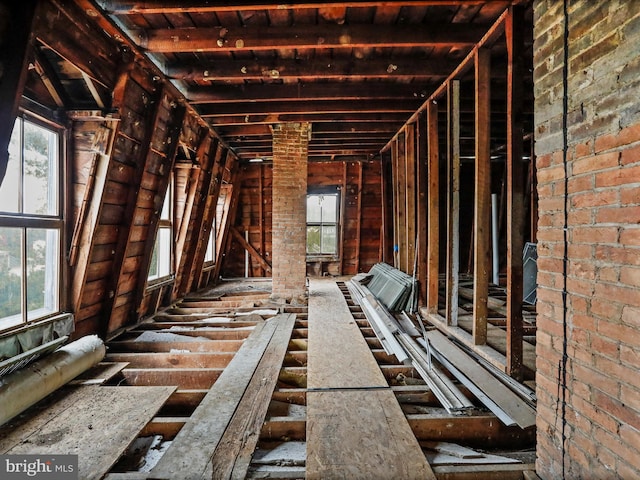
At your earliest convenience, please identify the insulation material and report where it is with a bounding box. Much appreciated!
[0,313,74,361]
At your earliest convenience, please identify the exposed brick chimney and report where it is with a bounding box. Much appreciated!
[271,122,310,303]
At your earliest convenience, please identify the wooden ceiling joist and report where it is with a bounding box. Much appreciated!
[167,57,459,82]
[186,82,433,104]
[134,24,486,53]
[98,1,507,15]
[196,99,421,117]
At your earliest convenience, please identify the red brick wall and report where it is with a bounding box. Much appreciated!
[271,122,310,302]
[534,1,640,478]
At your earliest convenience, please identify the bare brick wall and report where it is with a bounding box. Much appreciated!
[271,122,310,302]
[534,1,640,478]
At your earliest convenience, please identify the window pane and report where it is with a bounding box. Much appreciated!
[205,226,215,263]
[160,187,170,221]
[0,227,23,327]
[307,226,321,254]
[148,240,159,280]
[26,228,59,321]
[307,195,322,223]
[0,120,21,213]
[321,225,337,254]
[23,121,58,216]
[158,227,171,278]
[321,195,337,222]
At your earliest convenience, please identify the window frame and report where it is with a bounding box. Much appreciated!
[306,188,340,258]
[147,179,174,284]
[0,113,65,332]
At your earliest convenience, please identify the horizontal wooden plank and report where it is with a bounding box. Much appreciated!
[107,339,244,353]
[120,368,223,389]
[106,352,234,369]
[407,413,536,448]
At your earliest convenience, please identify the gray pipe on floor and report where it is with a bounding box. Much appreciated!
[0,335,106,426]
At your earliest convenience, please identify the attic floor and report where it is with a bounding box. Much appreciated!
[0,277,537,479]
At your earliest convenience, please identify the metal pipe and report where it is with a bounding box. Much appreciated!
[0,335,106,426]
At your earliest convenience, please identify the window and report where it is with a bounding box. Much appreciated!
[204,219,216,264]
[0,116,62,330]
[148,184,172,281]
[306,193,338,255]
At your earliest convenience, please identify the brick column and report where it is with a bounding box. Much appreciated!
[271,122,310,303]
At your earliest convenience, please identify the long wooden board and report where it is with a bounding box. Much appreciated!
[149,314,295,479]
[0,385,174,480]
[307,279,387,388]
[306,279,436,479]
[209,313,296,479]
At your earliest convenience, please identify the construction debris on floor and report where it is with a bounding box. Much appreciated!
[0,276,536,479]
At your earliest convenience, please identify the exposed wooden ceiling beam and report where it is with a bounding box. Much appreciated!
[167,57,459,82]
[196,99,421,116]
[134,24,486,53]
[205,112,412,125]
[219,122,402,136]
[186,82,433,103]
[99,1,509,14]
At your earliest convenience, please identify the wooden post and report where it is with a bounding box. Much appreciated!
[355,161,363,273]
[416,112,428,306]
[339,161,348,275]
[473,47,491,346]
[397,132,408,272]
[405,123,417,277]
[446,80,460,327]
[506,6,525,380]
[426,101,440,314]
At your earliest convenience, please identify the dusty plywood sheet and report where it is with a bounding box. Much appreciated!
[306,389,436,480]
[0,385,174,480]
[307,278,387,389]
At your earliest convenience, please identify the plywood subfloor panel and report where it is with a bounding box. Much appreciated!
[0,385,174,480]
[307,389,436,480]
[306,279,435,480]
[307,278,387,389]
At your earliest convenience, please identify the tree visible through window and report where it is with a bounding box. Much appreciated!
[0,117,62,330]
[306,193,338,255]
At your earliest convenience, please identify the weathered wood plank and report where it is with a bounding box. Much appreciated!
[307,279,387,389]
[307,389,436,480]
[0,385,174,480]
[210,313,296,479]
[149,314,295,479]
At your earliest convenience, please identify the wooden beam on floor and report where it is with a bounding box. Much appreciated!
[148,314,295,480]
